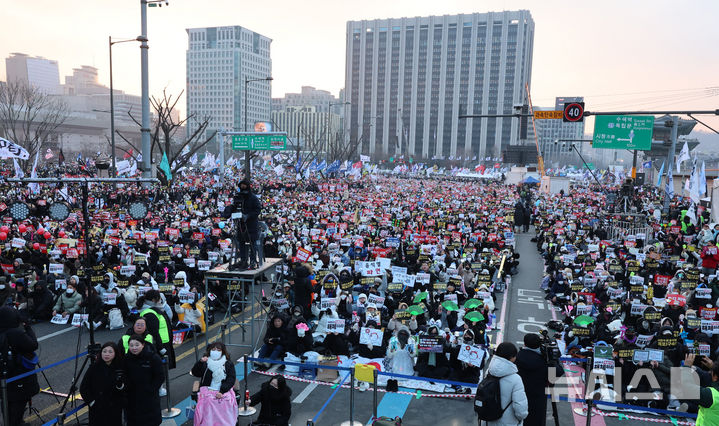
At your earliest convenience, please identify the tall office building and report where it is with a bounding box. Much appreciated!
[5,53,61,94]
[535,96,586,168]
[345,11,534,161]
[186,26,272,139]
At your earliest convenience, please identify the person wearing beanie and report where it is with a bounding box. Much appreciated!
[516,334,550,426]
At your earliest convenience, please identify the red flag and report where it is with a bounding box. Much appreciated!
[123,149,134,160]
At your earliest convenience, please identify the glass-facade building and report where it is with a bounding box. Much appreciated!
[345,11,534,161]
[186,26,272,139]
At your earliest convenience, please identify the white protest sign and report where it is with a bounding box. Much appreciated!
[183,258,196,268]
[120,265,136,276]
[272,298,290,310]
[458,344,485,368]
[401,274,416,288]
[444,293,458,303]
[368,294,385,307]
[359,327,383,346]
[377,257,392,270]
[630,304,648,315]
[137,286,152,297]
[11,238,26,248]
[101,293,117,305]
[198,260,211,271]
[51,314,69,325]
[326,319,345,334]
[575,305,593,316]
[49,263,64,274]
[178,291,196,304]
[320,298,337,311]
[635,334,654,348]
[416,273,430,285]
[55,279,67,290]
[391,266,407,277]
[208,252,220,262]
[71,314,89,327]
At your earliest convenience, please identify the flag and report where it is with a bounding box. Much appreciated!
[44,148,53,160]
[58,148,65,164]
[274,164,284,176]
[642,161,651,169]
[28,150,40,194]
[665,162,674,198]
[190,153,198,165]
[13,158,24,178]
[690,163,700,203]
[326,160,341,173]
[0,137,30,160]
[699,161,707,196]
[136,153,143,163]
[360,154,370,163]
[123,149,134,160]
[656,160,665,186]
[159,152,172,181]
[676,140,689,173]
[128,159,138,176]
[295,156,303,173]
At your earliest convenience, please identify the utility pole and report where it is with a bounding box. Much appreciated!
[139,1,151,179]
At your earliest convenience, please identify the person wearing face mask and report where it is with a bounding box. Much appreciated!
[123,335,164,426]
[386,327,416,376]
[52,282,83,317]
[191,342,238,425]
[138,290,176,372]
[79,342,126,426]
[249,376,292,426]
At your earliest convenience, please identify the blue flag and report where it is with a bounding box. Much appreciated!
[327,160,341,173]
[295,156,302,173]
[656,160,665,186]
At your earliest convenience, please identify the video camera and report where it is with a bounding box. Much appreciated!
[539,329,561,365]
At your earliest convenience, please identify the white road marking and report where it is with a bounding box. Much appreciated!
[37,326,76,342]
[292,382,318,404]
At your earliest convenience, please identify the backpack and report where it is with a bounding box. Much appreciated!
[372,416,402,426]
[474,374,509,421]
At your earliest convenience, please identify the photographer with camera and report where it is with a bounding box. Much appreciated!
[0,305,39,426]
[222,180,262,270]
[79,342,126,426]
[515,333,551,426]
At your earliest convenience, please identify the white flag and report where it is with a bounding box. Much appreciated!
[13,159,24,178]
[0,137,30,160]
[274,164,284,176]
[28,150,40,194]
[690,162,700,204]
[676,140,690,173]
[699,161,707,196]
[136,153,143,163]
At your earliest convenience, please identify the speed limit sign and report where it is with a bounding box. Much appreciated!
[563,102,585,122]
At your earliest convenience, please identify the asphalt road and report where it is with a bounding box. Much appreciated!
[21,235,694,425]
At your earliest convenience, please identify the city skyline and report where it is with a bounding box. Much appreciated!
[1,0,717,133]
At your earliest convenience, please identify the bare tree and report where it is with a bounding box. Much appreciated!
[0,81,68,166]
[117,89,216,181]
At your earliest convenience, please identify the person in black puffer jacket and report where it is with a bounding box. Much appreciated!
[292,263,313,315]
[257,315,288,366]
[29,280,55,321]
[123,334,164,426]
[79,342,126,426]
[250,376,293,426]
[0,306,40,425]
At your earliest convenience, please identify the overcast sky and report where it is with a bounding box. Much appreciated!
[2,0,718,131]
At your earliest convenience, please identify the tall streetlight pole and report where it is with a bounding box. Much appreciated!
[243,76,273,180]
[109,36,141,177]
[139,0,168,180]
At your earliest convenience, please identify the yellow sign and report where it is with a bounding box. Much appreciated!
[533,110,563,120]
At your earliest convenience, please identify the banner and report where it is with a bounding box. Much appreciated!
[0,137,30,160]
[359,327,383,346]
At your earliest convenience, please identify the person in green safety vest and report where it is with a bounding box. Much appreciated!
[118,317,154,353]
[138,290,176,369]
[685,353,719,425]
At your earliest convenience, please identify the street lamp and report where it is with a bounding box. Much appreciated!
[243,76,273,180]
[109,36,141,177]
[139,0,169,181]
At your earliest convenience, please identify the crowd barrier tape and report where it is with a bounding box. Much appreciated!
[546,394,697,419]
[7,351,88,384]
[40,402,88,426]
[247,357,479,389]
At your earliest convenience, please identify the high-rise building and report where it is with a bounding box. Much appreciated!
[5,53,61,94]
[534,97,586,168]
[272,86,343,114]
[271,105,341,153]
[186,26,272,139]
[345,11,534,161]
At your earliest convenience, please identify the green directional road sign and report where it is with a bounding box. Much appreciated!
[592,115,654,150]
[231,132,288,151]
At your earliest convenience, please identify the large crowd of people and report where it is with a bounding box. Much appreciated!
[1,157,718,425]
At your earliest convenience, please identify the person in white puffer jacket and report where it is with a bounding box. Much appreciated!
[484,342,529,426]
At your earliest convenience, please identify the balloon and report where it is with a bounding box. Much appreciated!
[58,230,66,238]
[37,227,45,235]
[43,232,52,240]
[0,232,6,241]
[218,222,225,229]
[33,242,40,250]
[18,224,27,233]
[0,226,8,234]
